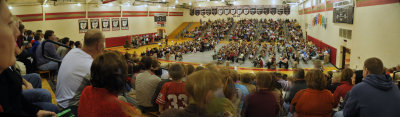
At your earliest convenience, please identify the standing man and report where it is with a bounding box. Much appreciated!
[56,30,104,110]
[343,57,400,117]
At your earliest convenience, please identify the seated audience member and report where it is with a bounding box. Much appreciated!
[136,56,161,112]
[343,58,400,117]
[56,37,70,58]
[290,69,334,117]
[243,72,280,117]
[333,68,354,107]
[75,41,82,48]
[240,73,256,94]
[0,1,56,116]
[283,68,306,113]
[35,30,62,71]
[78,51,141,117]
[327,72,341,93]
[161,70,228,117]
[56,29,104,109]
[156,63,188,112]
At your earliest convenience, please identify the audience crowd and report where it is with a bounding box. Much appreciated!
[1,1,400,117]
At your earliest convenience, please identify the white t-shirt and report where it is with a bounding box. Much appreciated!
[56,48,93,108]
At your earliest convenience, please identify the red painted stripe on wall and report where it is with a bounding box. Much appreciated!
[45,12,85,15]
[16,13,43,22]
[45,16,86,20]
[357,0,400,7]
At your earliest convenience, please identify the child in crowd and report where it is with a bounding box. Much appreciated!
[156,63,188,112]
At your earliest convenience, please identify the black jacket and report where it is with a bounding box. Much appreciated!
[284,80,307,103]
[0,67,40,116]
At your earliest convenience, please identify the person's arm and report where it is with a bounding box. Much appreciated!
[333,87,341,108]
[290,90,304,113]
[46,43,62,60]
[343,89,359,117]
[22,78,33,90]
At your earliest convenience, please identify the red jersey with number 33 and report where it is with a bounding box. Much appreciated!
[156,82,188,110]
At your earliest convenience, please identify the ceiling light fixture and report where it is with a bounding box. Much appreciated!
[77,3,81,6]
[189,2,192,5]
[8,6,12,9]
[175,0,178,4]
[108,3,113,6]
[43,4,49,7]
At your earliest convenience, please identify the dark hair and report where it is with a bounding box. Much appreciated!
[256,72,276,89]
[25,30,33,36]
[195,66,204,71]
[355,70,363,84]
[341,68,354,85]
[61,37,70,44]
[169,63,185,80]
[69,41,75,47]
[44,30,54,40]
[19,24,25,32]
[305,69,327,90]
[186,64,195,76]
[293,68,305,79]
[75,41,81,47]
[90,52,127,94]
[240,73,254,83]
[36,30,42,33]
[364,57,384,74]
[140,56,153,70]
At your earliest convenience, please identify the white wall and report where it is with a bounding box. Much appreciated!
[297,0,400,69]
[11,4,186,43]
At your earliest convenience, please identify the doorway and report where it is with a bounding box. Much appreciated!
[341,47,351,69]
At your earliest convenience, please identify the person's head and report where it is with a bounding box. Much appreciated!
[218,68,236,100]
[240,73,254,84]
[83,29,105,56]
[75,41,82,48]
[341,68,355,85]
[305,69,327,90]
[185,64,195,76]
[313,60,323,69]
[151,59,160,71]
[185,70,223,108]
[169,63,185,81]
[195,66,205,71]
[293,68,305,79]
[69,40,74,48]
[61,37,70,45]
[44,30,55,40]
[140,56,153,70]
[255,72,275,89]
[18,23,25,34]
[363,57,384,77]
[0,1,19,73]
[90,51,128,94]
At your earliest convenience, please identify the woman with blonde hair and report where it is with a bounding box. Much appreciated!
[161,70,234,117]
[290,69,334,117]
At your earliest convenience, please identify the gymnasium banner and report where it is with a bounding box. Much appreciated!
[284,6,291,15]
[212,7,217,15]
[90,19,100,30]
[264,6,270,15]
[270,7,276,15]
[250,6,257,15]
[78,19,88,33]
[190,8,194,16]
[224,7,230,15]
[112,18,120,31]
[230,7,236,14]
[218,7,224,15]
[201,8,206,16]
[206,7,211,15]
[195,8,200,16]
[257,6,263,15]
[277,6,284,15]
[237,6,243,15]
[121,18,129,30]
[101,18,110,31]
[243,6,249,15]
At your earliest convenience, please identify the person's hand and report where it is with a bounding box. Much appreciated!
[22,78,33,90]
[37,110,57,117]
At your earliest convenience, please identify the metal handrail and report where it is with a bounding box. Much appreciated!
[41,39,71,63]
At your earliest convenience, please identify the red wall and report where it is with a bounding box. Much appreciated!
[105,33,157,48]
[307,35,337,66]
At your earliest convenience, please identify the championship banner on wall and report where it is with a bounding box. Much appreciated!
[206,8,211,15]
[201,8,206,16]
[190,8,195,16]
[78,19,88,33]
[250,6,257,15]
[101,18,110,31]
[212,7,217,15]
[264,6,270,15]
[237,6,242,15]
[257,6,263,15]
[284,6,291,15]
[270,6,277,15]
[230,7,236,14]
[195,8,200,16]
[121,18,129,30]
[112,18,120,31]
[224,7,230,15]
[90,19,100,30]
[218,7,224,15]
[243,6,249,15]
[277,6,284,15]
